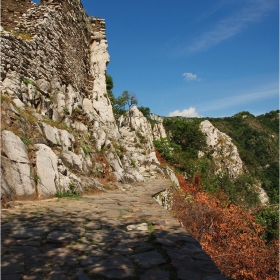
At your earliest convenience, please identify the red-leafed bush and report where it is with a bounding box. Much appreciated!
[172,174,279,280]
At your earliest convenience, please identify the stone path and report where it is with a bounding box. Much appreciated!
[1,178,227,280]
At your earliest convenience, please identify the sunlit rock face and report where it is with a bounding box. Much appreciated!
[199,120,243,180]
[150,114,167,140]
[116,106,162,180]
[0,1,170,199]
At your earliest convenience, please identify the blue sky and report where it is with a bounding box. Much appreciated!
[35,0,279,117]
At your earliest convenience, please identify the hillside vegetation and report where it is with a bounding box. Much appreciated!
[208,110,279,204]
[153,110,279,280]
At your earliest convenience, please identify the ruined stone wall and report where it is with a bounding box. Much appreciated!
[1,0,35,30]
[1,0,92,94]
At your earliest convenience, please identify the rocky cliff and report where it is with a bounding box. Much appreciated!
[199,120,268,204]
[0,0,171,201]
[199,120,243,180]
[1,0,264,204]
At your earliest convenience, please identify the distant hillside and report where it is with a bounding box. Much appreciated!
[207,110,279,203]
[154,110,279,205]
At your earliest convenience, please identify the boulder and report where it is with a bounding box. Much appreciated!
[1,130,35,197]
[35,144,59,196]
[59,151,83,173]
[41,122,61,146]
[72,121,88,132]
[166,167,179,187]
[91,127,106,150]
[59,129,75,151]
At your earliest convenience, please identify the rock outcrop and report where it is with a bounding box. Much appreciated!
[1,130,35,198]
[150,114,167,140]
[199,120,243,180]
[1,0,173,200]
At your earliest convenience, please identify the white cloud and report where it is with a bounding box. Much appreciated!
[168,107,202,117]
[185,0,277,54]
[183,72,201,81]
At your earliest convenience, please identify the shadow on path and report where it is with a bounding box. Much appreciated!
[1,178,227,280]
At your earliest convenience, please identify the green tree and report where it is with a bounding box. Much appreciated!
[163,118,206,157]
[138,106,150,117]
[120,90,138,109]
[106,74,115,105]
[113,90,138,118]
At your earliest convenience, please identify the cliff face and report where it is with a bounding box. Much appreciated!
[199,120,269,204]
[199,120,243,180]
[1,0,172,200]
[1,0,258,203]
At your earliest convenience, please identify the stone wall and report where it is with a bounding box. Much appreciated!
[1,0,35,30]
[1,0,92,94]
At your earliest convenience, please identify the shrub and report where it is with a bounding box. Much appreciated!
[20,136,32,145]
[172,174,279,280]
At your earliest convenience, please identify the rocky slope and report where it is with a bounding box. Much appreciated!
[1,0,267,205]
[0,0,170,201]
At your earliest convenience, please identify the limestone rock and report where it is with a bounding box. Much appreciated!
[72,121,88,132]
[117,106,165,178]
[1,73,24,107]
[1,0,173,201]
[53,91,66,121]
[254,182,269,205]
[150,114,167,140]
[59,129,75,151]
[89,23,119,139]
[166,167,179,187]
[1,130,35,197]
[41,122,61,146]
[35,78,50,94]
[1,130,30,163]
[41,123,75,151]
[91,127,106,150]
[200,120,243,180]
[35,144,59,196]
[59,151,83,173]
[119,106,154,151]
[127,223,148,231]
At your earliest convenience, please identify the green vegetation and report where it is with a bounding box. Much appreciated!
[111,90,138,118]
[106,74,139,118]
[34,173,40,185]
[256,206,279,242]
[154,111,279,208]
[106,74,114,104]
[154,118,207,172]
[154,110,279,245]
[207,110,279,204]
[55,182,79,198]
[80,141,92,155]
[20,136,32,145]
[3,27,33,41]
[23,77,35,86]
[147,221,154,233]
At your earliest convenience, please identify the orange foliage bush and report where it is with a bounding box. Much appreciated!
[154,149,167,165]
[172,174,279,280]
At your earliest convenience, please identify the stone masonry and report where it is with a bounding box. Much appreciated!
[1,177,227,280]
